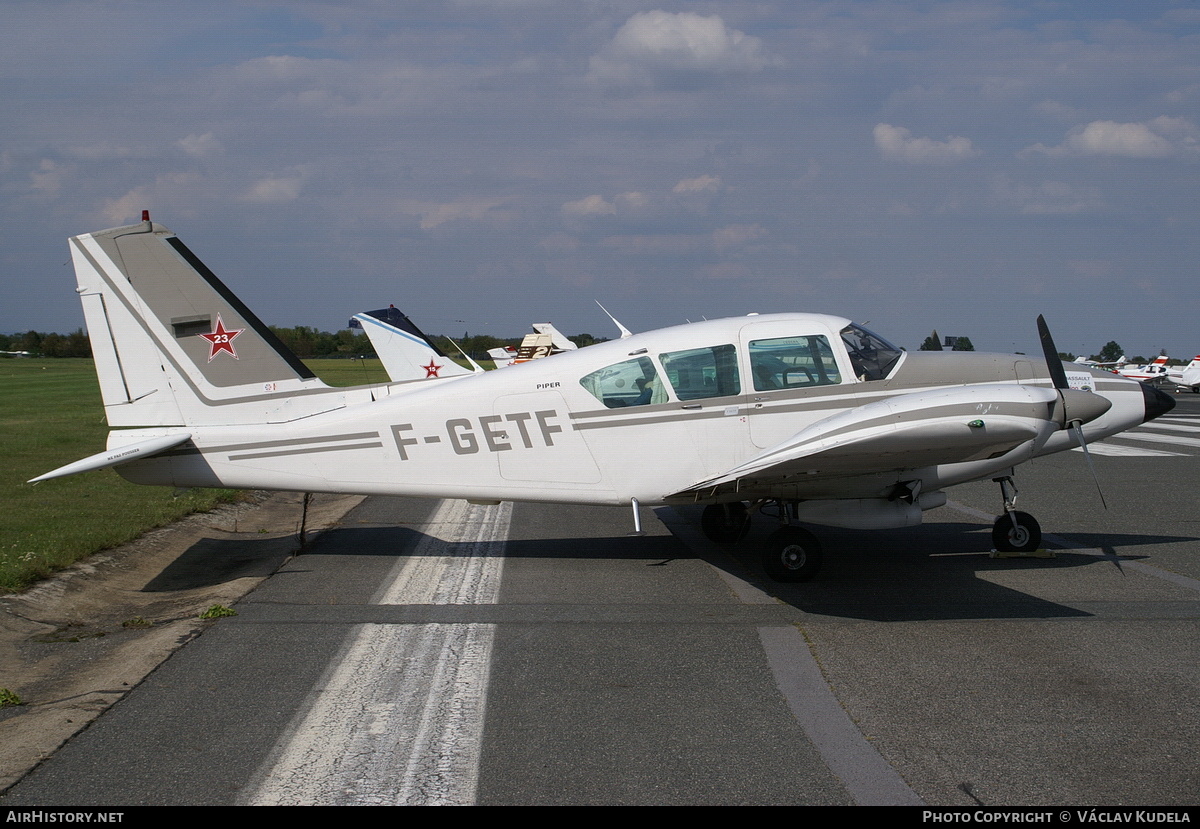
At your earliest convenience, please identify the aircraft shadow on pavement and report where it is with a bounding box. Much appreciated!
[140,533,305,592]
[140,523,426,591]
[295,523,686,563]
[714,521,1199,623]
[140,514,1195,626]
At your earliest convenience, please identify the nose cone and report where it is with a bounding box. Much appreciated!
[1142,382,1176,423]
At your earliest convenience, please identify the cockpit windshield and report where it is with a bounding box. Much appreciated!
[840,324,903,381]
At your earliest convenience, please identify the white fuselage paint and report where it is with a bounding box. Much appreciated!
[246,499,511,806]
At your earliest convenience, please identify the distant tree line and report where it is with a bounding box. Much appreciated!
[268,326,374,358]
[0,330,91,357]
[2,327,609,361]
[918,331,975,351]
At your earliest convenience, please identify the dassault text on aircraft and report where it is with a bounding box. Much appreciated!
[32,213,1175,581]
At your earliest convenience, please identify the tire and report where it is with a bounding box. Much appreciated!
[762,526,823,582]
[700,502,751,545]
[992,511,1041,553]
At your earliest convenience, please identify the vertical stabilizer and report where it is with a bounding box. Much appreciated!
[71,217,335,427]
[349,305,475,382]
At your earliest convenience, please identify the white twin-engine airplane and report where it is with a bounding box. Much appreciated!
[32,214,1176,582]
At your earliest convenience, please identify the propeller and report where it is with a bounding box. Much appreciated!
[1037,314,1108,509]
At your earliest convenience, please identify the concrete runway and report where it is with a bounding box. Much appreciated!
[4,395,1199,806]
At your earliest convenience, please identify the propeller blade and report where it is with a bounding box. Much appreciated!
[1038,316,1108,510]
[1071,421,1108,510]
[1037,314,1070,391]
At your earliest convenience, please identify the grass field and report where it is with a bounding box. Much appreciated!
[0,357,392,594]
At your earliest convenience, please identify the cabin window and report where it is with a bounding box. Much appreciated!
[840,324,903,381]
[580,357,666,408]
[659,344,740,400]
[749,336,842,391]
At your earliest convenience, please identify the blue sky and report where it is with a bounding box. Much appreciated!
[3,1,1198,359]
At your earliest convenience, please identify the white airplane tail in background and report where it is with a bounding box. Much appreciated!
[349,305,476,382]
[70,213,337,428]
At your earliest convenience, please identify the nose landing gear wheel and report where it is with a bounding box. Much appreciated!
[762,526,823,582]
[992,511,1041,553]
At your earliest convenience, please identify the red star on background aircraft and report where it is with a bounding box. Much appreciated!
[422,359,442,378]
[199,314,243,362]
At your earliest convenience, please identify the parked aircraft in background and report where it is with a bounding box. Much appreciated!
[31,214,1175,581]
[349,305,481,383]
[1073,356,1126,369]
[1117,355,1170,385]
[1167,356,1200,393]
[487,323,578,369]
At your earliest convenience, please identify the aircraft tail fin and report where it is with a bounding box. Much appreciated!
[349,306,475,382]
[71,214,334,428]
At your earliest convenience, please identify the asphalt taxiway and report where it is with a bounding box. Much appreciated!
[3,395,1198,806]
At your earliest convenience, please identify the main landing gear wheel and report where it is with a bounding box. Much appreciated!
[992,511,1041,553]
[762,526,823,583]
[700,502,751,545]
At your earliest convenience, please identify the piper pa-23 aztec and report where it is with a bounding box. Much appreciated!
[32,213,1176,582]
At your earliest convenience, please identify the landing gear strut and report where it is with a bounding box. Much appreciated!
[701,500,825,582]
[990,476,1043,554]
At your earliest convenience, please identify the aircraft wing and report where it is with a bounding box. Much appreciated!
[668,384,1059,500]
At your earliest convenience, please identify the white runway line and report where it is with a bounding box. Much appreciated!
[1111,431,1200,449]
[1074,442,1185,457]
[247,499,512,806]
[1135,420,1200,434]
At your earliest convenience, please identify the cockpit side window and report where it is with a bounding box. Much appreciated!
[748,335,842,391]
[840,324,903,381]
[580,356,666,408]
[659,344,740,400]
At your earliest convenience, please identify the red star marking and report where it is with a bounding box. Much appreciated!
[199,314,244,362]
[422,359,443,378]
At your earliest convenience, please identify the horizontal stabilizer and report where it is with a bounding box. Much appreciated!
[29,433,192,483]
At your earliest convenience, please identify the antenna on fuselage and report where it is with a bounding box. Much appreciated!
[445,336,486,373]
[595,301,633,340]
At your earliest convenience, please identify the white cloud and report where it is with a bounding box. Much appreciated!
[673,174,722,194]
[98,173,200,223]
[102,187,150,224]
[615,191,649,209]
[1021,117,1199,158]
[30,159,69,196]
[992,176,1105,215]
[418,197,511,229]
[561,194,615,217]
[874,124,980,164]
[712,223,767,250]
[243,176,303,203]
[177,132,222,158]
[590,11,780,79]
